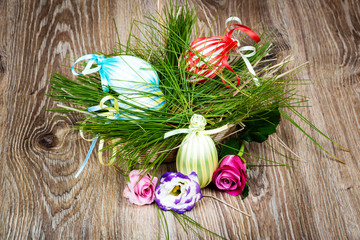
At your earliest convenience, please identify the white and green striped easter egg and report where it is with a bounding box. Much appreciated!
[176,132,218,188]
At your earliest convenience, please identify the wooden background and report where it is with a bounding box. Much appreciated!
[1,0,359,239]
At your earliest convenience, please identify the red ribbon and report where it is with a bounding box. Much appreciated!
[222,24,261,87]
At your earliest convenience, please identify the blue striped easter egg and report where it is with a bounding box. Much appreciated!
[72,54,160,93]
[76,54,166,119]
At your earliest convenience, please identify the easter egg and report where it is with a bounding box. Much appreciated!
[176,132,218,188]
[73,54,166,119]
[182,36,237,84]
[180,24,261,87]
[72,54,159,93]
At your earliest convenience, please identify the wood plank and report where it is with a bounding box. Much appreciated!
[1,0,359,239]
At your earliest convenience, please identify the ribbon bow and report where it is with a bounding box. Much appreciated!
[88,95,121,119]
[164,114,229,139]
[71,54,112,92]
[72,54,105,76]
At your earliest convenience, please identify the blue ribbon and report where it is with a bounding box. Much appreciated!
[72,54,111,92]
[75,136,99,178]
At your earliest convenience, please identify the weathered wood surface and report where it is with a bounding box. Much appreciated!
[1,0,359,239]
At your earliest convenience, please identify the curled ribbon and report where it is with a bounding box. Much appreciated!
[71,54,104,76]
[75,95,120,178]
[237,46,260,86]
[225,16,261,87]
[164,114,229,140]
[72,54,111,93]
[95,95,121,119]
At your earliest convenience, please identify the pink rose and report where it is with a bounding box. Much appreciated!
[212,155,247,196]
[123,170,158,205]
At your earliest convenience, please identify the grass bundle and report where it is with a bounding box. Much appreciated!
[48,2,344,179]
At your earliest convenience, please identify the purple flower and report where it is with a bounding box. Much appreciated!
[155,172,203,214]
[212,155,248,196]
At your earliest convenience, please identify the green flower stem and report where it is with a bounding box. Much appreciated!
[238,140,245,157]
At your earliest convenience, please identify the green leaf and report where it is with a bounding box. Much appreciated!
[219,136,240,159]
[239,105,281,143]
[241,182,249,200]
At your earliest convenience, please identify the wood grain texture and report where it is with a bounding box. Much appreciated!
[1,0,359,239]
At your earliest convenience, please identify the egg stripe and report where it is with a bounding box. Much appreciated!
[116,96,165,111]
[205,135,215,187]
[209,138,218,184]
[190,40,228,58]
[179,135,187,172]
[204,135,212,187]
[187,47,226,69]
[190,43,227,61]
[178,133,192,175]
[116,83,165,111]
[189,43,228,60]
[196,134,204,187]
[199,135,208,188]
[185,40,232,83]
[185,136,192,174]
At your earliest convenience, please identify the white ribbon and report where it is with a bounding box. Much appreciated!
[71,54,103,76]
[237,46,260,86]
[164,114,229,139]
[160,114,228,154]
[225,16,242,26]
[225,17,261,87]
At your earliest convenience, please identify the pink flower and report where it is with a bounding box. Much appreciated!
[212,155,247,196]
[123,170,158,205]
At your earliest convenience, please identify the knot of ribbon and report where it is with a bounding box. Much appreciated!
[71,54,116,93]
[164,114,229,139]
[72,54,105,76]
[90,95,121,119]
[224,16,261,87]
[75,95,120,178]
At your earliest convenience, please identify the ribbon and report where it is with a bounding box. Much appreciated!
[75,135,98,178]
[225,16,242,26]
[74,95,120,178]
[71,54,164,177]
[90,95,121,119]
[71,54,111,92]
[225,16,261,87]
[164,114,229,139]
[237,46,260,86]
[72,54,104,76]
